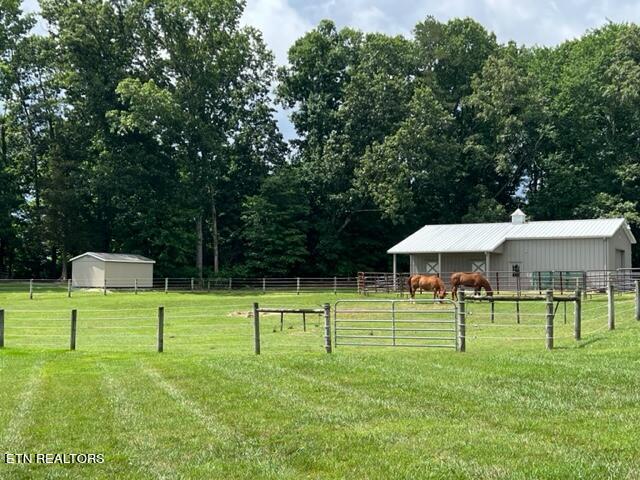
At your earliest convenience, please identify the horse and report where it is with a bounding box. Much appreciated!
[450,272,493,300]
[407,274,447,300]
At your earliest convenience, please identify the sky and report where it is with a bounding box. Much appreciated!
[21,0,640,139]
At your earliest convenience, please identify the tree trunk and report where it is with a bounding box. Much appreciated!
[50,246,57,278]
[196,214,203,279]
[60,248,68,280]
[211,196,219,274]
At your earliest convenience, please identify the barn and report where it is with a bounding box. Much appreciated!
[388,210,635,287]
[70,252,155,288]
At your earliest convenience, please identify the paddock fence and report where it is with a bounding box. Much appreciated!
[359,269,640,295]
[0,281,638,354]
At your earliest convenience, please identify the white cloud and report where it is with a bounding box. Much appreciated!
[241,0,313,65]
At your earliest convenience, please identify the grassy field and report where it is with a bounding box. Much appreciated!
[0,286,638,479]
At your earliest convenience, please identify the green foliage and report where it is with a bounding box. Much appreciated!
[241,168,309,275]
[2,5,640,276]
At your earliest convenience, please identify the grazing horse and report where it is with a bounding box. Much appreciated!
[450,272,493,300]
[407,274,447,300]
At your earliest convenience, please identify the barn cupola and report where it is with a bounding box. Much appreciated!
[511,208,526,224]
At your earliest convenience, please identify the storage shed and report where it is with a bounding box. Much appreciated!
[70,252,155,288]
[388,210,635,284]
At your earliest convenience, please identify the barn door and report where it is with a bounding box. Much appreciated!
[471,261,486,273]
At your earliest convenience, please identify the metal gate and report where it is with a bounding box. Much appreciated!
[334,299,458,349]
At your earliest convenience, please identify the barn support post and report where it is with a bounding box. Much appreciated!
[157,306,164,353]
[164,277,168,294]
[29,279,33,300]
[582,271,588,300]
[253,303,260,355]
[485,252,490,279]
[545,290,554,350]
[559,271,564,295]
[608,282,615,330]
[457,290,466,353]
[392,254,397,292]
[495,272,500,294]
[574,287,582,341]
[323,303,332,354]
[296,277,300,295]
[0,309,4,348]
[70,309,77,351]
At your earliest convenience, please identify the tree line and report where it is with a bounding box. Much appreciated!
[0,0,639,278]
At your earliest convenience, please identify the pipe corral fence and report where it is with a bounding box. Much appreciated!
[358,269,640,295]
[251,281,640,354]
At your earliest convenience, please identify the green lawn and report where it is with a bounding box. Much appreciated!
[0,287,638,479]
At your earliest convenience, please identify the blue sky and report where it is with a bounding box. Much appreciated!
[22,0,640,139]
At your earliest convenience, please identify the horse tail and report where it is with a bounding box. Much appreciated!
[407,275,414,298]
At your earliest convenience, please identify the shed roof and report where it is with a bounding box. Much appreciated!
[388,218,636,254]
[69,252,156,264]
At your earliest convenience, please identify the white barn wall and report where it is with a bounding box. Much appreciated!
[608,227,633,270]
[490,238,608,272]
[104,262,153,288]
[72,257,105,288]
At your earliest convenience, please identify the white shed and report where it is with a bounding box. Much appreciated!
[70,252,155,288]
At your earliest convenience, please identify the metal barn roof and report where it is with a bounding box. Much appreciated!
[388,218,636,254]
[69,252,156,264]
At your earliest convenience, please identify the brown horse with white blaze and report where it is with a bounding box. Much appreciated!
[407,274,447,300]
[450,272,493,300]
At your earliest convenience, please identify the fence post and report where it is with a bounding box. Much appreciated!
[457,290,466,353]
[574,287,582,341]
[635,280,640,321]
[253,303,260,355]
[0,309,4,348]
[134,278,138,295]
[608,282,615,330]
[545,290,554,350]
[29,279,33,300]
[70,309,77,351]
[228,278,232,290]
[490,299,495,323]
[302,312,306,332]
[538,271,542,294]
[391,301,396,346]
[334,276,337,295]
[67,279,72,298]
[323,303,332,354]
[103,278,107,296]
[262,277,266,293]
[157,306,164,353]
[296,277,300,295]
[191,278,194,291]
[207,279,211,292]
[165,277,168,294]
[495,272,499,294]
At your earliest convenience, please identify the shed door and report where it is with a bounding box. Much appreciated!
[616,249,625,269]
